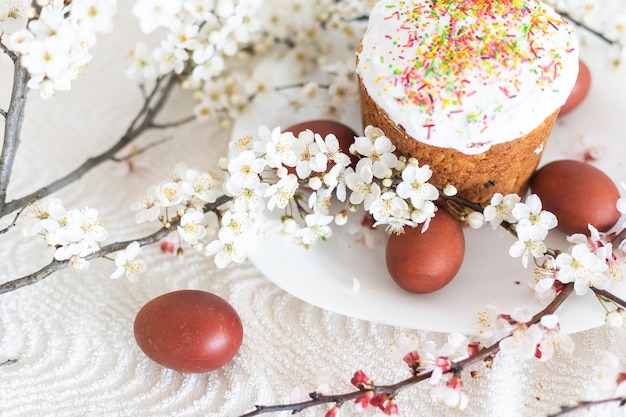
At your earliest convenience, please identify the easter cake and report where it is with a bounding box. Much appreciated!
[356,0,579,205]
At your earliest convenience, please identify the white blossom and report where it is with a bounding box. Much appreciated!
[218,210,255,244]
[0,0,30,34]
[260,126,298,169]
[483,193,520,228]
[295,213,333,246]
[536,314,574,361]
[327,75,358,106]
[512,194,557,240]
[130,186,161,223]
[132,0,183,34]
[21,198,66,237]
[226,150,266,192]
[323,163,349,202]
[315,132,351,167]
[153,40,189,74]
[369,191,413,234]
[265,174,298,211]
[353,134,398,179]
[395,161,439,210]
[177,210,208,245]
[292,129,326,179]
[430,378,468,410]
[556,244,610,295]
[499,307,543,359]
[180,168,218,203]
[205,238,247,268]
[509,220,549,268]
[153,182,184,207]
[308,188,333,215]
[230,183,268,215]
[345,162,381,211]
[183,0,218,21]
[70,0,116,33]
[110,241,145,282]
[5,0,116,97]
[595,352,626,399]
[125,42,159,81]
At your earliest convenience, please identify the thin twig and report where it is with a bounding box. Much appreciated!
[0,208,23,234]
[151,115,196,129]
[237,283,575,417]
[548,397,626,417]
[111,136,175,162]
[0,40,19,63]
[0,358,18,367]
[0,194,230,294]
[592,288,626,309]
[0,72,186,218]
[559,11,617,46]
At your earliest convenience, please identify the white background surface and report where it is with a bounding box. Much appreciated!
[1,4,626,417]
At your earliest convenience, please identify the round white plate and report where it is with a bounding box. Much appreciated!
[231,33,626,335]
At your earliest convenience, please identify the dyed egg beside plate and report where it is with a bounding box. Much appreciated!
[385,209,465,294]
[134,290,243,373]
[530,159,620,235]
[559,59,591,116]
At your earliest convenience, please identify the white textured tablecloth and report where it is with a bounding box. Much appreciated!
[1,5,626,417]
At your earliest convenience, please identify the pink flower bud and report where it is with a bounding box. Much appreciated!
[402,350,420,369]
[446,375,463,390]
[369,394,385,409]
[351,370,372,389]
[160,240,175,253]
[354,391,374,411]
[468,341,481,357]
[436,356,451,372]
[325,405,339,417]
[384,401,399,415]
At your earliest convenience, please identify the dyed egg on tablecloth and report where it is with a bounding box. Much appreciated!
[134,290,243,373]
[385,209,465,294]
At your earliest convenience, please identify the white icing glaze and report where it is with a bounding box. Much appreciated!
[357,0,580,155]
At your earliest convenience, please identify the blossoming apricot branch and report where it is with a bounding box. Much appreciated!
[3,1,626,417]
[237,283,576,417]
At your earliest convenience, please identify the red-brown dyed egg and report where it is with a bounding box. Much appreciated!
[134,290,243,373]
[285,120,359,169]
[559,60,591,116]
[530,159,620,235]
[385,209,465,294]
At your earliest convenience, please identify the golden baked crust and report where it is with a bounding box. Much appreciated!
[358,74,559,206]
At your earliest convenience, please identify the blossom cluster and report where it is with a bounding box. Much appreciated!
[210,125,439,264]
[381,313,574,412]
[130,162,220,251]
[390,333,473,410]
[124,125,440,271]
[486,308,574,362]
[469,192,626,303]
[21,198,108,270]
[126,0,371,126]
[2,0,117,98]
[347,370,398,416]
[127,0,262,84]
